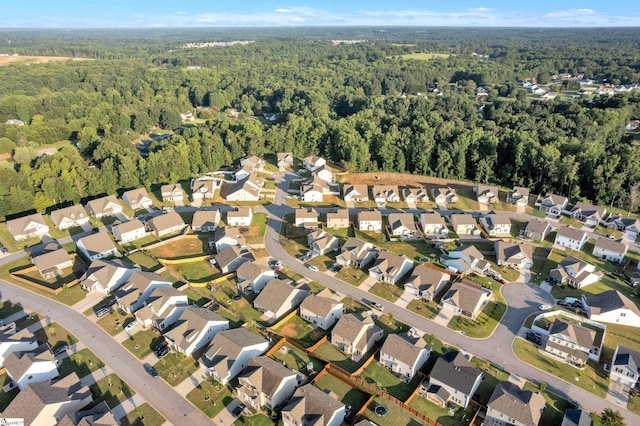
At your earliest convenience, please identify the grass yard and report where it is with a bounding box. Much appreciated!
[273,314,326,348]
[361,361,420,401]
[0,223,42,252]
[408,395,474,426]
[149,236,208,258]
[121,235,157,250]
[0,300,24,319]
[522,381,570,426]
[335,266,369,286]
[119,402,165,426]
[89,374,135,410]
[361,396,424,426]
[247,212,268,244]
[154,353,199,386]
[168,260,219,283]
[629,392,640,415]
[126,251,161,271]
[0,373,19,411]
[279,236,309,259]
[341,297,369,313]
[602,323,640,368]
[270,342,325,374]
[375,313,410,335]
[369,282,404,303]
[58,349,104,379]
[559,216,584,229]
[234,414,276,426]
[187,380,234,418]
[396,51,451,60]
[306,251,339,272]
[96,310,132,336]
[312,341,363,373]
[406,299,439,320]
[33,321,78,352]
[448,301,506,338]
[469,357,509,404]
[314,373,371,418]
[122,328,165,359]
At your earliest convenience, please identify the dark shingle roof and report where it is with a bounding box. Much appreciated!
[428,351,482,395]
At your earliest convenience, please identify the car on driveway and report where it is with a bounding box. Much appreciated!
[231,403,246,417]
[556,300,570,307]
[124,321,137,332]
[525,331,542,344]
[329,263,342,273]
[307,265,319,272]
[538,304,551,311]
[145,364,159,378]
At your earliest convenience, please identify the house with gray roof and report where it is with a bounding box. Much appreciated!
[495,241,533,269]
[191,178,217,201]
[122,187,152,210]
[227,206,253,227]
[160,183,185,203]
[147,211,185,238]
[402,187,428,203]
[214,246,255,274]
[0,326,38,366]
[77,232,119,261]
[134,286,189,330]
[388,213,419,238]
[214,226,246,252]
[449,214,480,236]
[281,384,346,426]
[336,238,376,269]
[476,184,499,204]
[554,226,588,251]
[294,207,318,228]
[507,186,530,208]
[326,208,349,229]
[85,195,122,219]
[115,271,173,313]
[299,289,345,330]
[80,258,139,294]
[486,381,546,426]
[404,265,451,301]
[6,213,49,241]
[4,344,58,390]
[343,184,369,203]
[479,214,511,236]
[440,280,492,319]
[562,409,593,426]
[431,187,458,204]
[582,290,640,327]
[277,152,294,170]
[237,356,299,411]
[520,219,551,241]
[544,319,597,366]
[307,229,340,256]
[225,174,264,202]
[610,345,640,388]
[32,248,73,279]
[59,400,118,426]
[112,219,146,243]
[440,245,489,275]
[379,334,430,382]
[368,251,413,284]
[423,351,483,409]
[331,312,383,362]
[420,212,448,239]
[192,210,221,232]
[50,204,90,230]
[592,238,627,264]
[163,307,229,356]
[570,202,606,227]
[358,210,382,232]
[549,256,603,289]
[253,279,309,323]
[539,192,568,215]
[236,261,277,293]
[372,185,400,203]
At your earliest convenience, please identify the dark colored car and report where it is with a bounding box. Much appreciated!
[556,300,570,307]
[155,345,169,358]
[145,364,159,378]
[525,331,542,344]
[231,403,246,417]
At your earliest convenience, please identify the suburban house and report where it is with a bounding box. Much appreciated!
[506,186,530,208]
[326,209,349,229]
[610,345,640,388]
[237,356,299,411]
[331,312,383,362]
[32,248,73,279]
[253,279,310,322]
[303,155,326,172]
[549,256,603,289]
[60,401,117,426]
[163,307,229,356]
[605,214,640,238]
[192,210,221,232]
[307,229,340,255]
[343,184,369,203]
[146,211,185,238]
[77,232,119,261]
[0,326,38,366]
[431,187,458,204]
[191,178,217,200]
[299,289,345,330]
[160,184,185,203]
[277,152,294,170]
[539,192,569,215]
[4,344,58,390]
[449,214,480,236]
[282,384,346,426]
[440,245,490,275]
[562,409,594,426]
[581,291,640,327]
[592,238,627,264]
[236,261,277,293]
[214,246,255,274]
[372,185,400,203]
[404,265,451,301]
[423,351,483,409]
[358,210,383,232]
[495,241,533,269]
[570,202,606,227]
[420,212,449,239]
[388,213,419,238]
[402,187,428,203]
[521,219,551,241]
[544,319,597,367]
[122,187,152,210]
[227,206,253,227]
[214,227,246,252]
[485,382,546,426]
[50,205,89,230]
[6,213,49,241]
[134,286,189,330]
[115,271,173,313]
[3,372,92,426]
[85,195,123,218]
[112,219,146,243]
[476,185,499,204]
[554,226,588,251]
[200,328,269,385]
[240,155,264,172]
[314,164,333,182]
[479,214,512,237]
[234,164,253,182]
[336,238,377,269]
[368,251,413,284]
[300,176,327,203]
[225,174,264,202]
[440,280,492,319]
[294,207,318,228]
[379,334,430,382]
[80,258,138,294]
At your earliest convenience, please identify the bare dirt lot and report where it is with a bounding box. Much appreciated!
[149,236,207,258]
[0,56,92,66]
[339,171,476,189]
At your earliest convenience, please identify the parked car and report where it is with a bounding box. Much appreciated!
[154,344,170,358]
[145,364,159,378]
[307,265,319,272]
[329,263,342,273]
[497,278,507,285]
[556,300,570,307]
[54,345,68,356]
[96,308,111,318]
[231,403,246,417]
[538,304,551,311]
[525,331,542,344]
[368,301,385,312]
[124,321,137,332]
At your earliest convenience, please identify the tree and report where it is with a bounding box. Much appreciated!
[538,381,546,392]
[203,389,210,401]
[135,406,144,420]
[62,283,69,296]
[601,408,625,426]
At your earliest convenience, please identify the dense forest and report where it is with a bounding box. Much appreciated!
[0,27,640,219]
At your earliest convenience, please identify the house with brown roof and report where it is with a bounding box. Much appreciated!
[423,351,483,409]
[236,261,277,293]
[238,356,299,411]
[134,286,189,330]
[326,209,349,229]
[32,248,73,279]
[358,210,382,232]
[486,382,546,426]
[544,319,597,366]
[521,219,551,241]
[85,195,123,218]
[112,219,146,243]
[592,238,627,264]
[570,202,606,227]
[299,289,345,330]
[50,204,89,230]
[191,177,217,201]
[240,155,264,172]
[388,213,419,238]
[449,214,480,236]
[277,152,294,170]
[343,184,369,203]
[146,211,185,238]
[59,400,117,426]
[539,192,568,216]
[331,312,383,362]
[476,185,499,204]
[303,155,326,172]
[192,210,221,232]
[122,187,152,210]
[225,174,264,202]
[214,227,246,252]
[254,279,310,323]
[4,344,58,390]
[420,212,448,239]
[307,229,340,255]
[554,226,588,251]
[163,307,229,356]
[160,183,185,203]
[479,214,512,236]
[379,334,430,382]
[368,251,413,284]
[495,241,533,269]
[314,164,333,183]
[336,238,376,269]
[402,187,428,203]
[295,207,318,228]
[549,256,603,289]
[80,258,139,294]
[77,232,118,261]
[507,186,530,208]
[440,280,492,319]
[6,213,49,241]
[0,326,38,366]
[114,271,173,313]
[582,290,640,327]
[440,245,489,275]
[282,384,346,426]
[300,175,328,203]
[227,206,253,226]
[404,265,451,301]
[431,187,458,204]
[214,246,255,274]
[372,185,400,203]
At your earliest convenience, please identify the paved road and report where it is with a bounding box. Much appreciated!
[0,280,209,426]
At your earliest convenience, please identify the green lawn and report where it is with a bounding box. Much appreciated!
[0,373,19,411]
[248,212,269,244]
[234,414,276,426]
[369,282,404,303]
[270,342,325,374]
[335,266,369,286]
[33,322,78,352]
[119,402,165,426]
[210,279,265,325]
[121,235,157,250]
[629,392,640,415]
[96,310,132,336]
[306,251,339,272]
[154,353,199,386]
[88,374,136,411]
[406,299,439,320]
[375,313,410,336]
[122,328,165,359]
[361,396,423,426]
[126,251,161,271]
[559,216,584,229]
[312,341,363,373]
[0,300,24,319]
[169,260,220,283]
[408,395,473,426]
[187,380,234,418]
[522,381,570,426]
[181,286,211,307]
[273,314,326,348]
[448,301,506,338]
[469,357,509,404]
[58,349,104,379]
[314,374,371,419]
[361,361,420,401]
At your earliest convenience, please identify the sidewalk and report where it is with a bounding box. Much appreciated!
[360,276,377,292]
[394,293,410,309]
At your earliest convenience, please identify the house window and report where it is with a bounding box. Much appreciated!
[621,313,627,317]
[28,375,33,380]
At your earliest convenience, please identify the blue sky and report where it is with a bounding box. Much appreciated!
[3,1,640,28]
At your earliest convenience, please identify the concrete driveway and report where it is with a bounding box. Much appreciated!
[213,397,244,425]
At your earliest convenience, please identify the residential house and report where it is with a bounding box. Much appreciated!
[562,409,594,426]
[307,229,340,256]
[214,246,255,274]
[0,326,38,366]
[77,232,118,261]
[237,356,299,411]
[495,241,533,269]
[372,185,400,203]
[200,328,269,385]
[402,187,428,203]
[112,219,146,243]
[554,226,588,251]
[605,214,640,238]
[3,372,92,426]
[431,187,458,204]
[6,213,49,241]
[299,289,345,330]
[419,212,449,239]
[191,178,217,200]
[507,187,530,208]
[240,155,264,172]
[282,384,346,426]
[314,165,333,183]
[549,256,603,289]
[626,120,640,132]
[544,319,596,366]
[368,251,413,284]
[440,280,492,319]
[59,401,117,426]
[294,207,318,228]
[160,184,185,203]
[277,152,294,170]
[134,286,189,330]
[50,205,89,230]
[423,351,483,409]
[592,238,627,264]
[225,174,264,202]
[146,211,185,238]
[358,210,383,232]
[582,291,640,327]
[114,271,173,313]
[331,312,383,362]
[4,344,58,390]
[404,265,451,301]
[485,381,546,426]
[476,185,499,204]
[163,307,229,356]
[379,334,430,382]
[343,184,369,203]
[595,86,615,95]
[610,345,640,388]
[440,245,490,275]
[80,258,139,294]
[236,261,277,293]
[388,213,419,238]
[570,202,606,227]
[300,176,327,203]
[85,195,122,218]
[336,238,376,269]
[214,227,246,252]
[449,214,480,236]
[539,193,568,215]
[480,214,512,236]
[227,206,253,227]
[303,155,326,172]
[326,209,349,229]
[32,248,73,279]
[521,219,551,241]
[253,279,310,322]
[192,210,221,232]
[121,188,152,210]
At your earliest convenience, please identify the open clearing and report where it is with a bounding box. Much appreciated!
[397,52,450,60]
[0,56,92,66]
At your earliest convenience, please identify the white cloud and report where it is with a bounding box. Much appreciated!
[546,8,596,18]
[468,7,494,12]
[274,8,293,13]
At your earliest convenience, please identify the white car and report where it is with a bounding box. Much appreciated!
[307,265,319,272]
[124,321,137,332]
[539,304,552,311]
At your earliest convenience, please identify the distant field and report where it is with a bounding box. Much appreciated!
[397,52,450,60]
[0,56,92,66]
